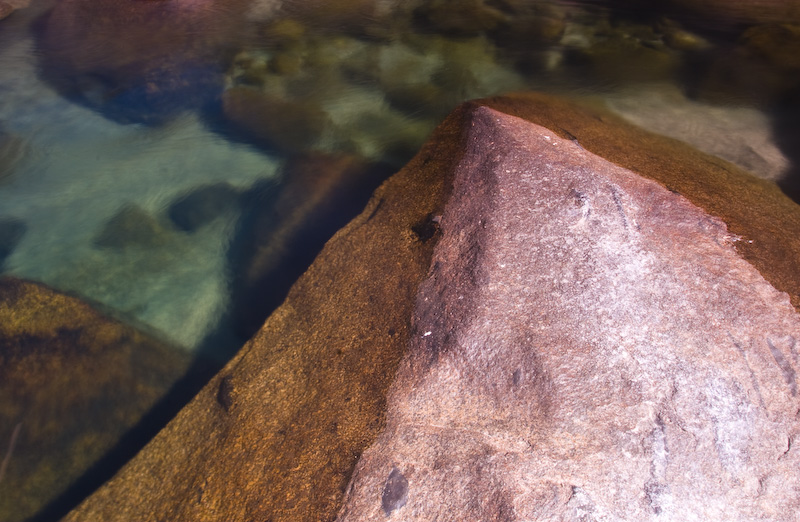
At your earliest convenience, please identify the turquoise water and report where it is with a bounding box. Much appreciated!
[1,0,798,519]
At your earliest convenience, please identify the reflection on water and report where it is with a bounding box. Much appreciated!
[0,0,799,519]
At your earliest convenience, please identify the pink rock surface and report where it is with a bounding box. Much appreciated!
[337,107,800,521]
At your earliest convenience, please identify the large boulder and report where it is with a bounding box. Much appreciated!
[63,93,800,521]
[337,105,800,521]
[37,0,252,123]
[0,277,193,522]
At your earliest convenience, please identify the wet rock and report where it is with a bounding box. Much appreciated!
[667,0,800,28]
[338,104,800,521]
[222,86,330,154]
[279,0,390,36]
[0,277,192,522]
[567,22,681,85]
[0,1,13,20]
[413,0,507,37]
[0,217,25,270]
[692,24,800,105]
[62,93,800,521]
[93,204,172,250]
[167,183,242,233]
[37,0,251,123]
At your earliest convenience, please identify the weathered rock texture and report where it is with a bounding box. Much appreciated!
[0,277,192,522]
[336,107,800,520]
[63,93,800,521]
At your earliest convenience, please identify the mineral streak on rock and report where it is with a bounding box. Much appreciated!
[380,467,409,515]
[336,108,800,521]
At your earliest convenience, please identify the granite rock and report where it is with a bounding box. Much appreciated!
[336,106,800,521]
[0,277,192,522]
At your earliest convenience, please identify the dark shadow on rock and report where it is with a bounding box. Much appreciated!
[771,90,800,204]
[167,182,243,233]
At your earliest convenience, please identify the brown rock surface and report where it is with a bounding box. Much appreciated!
[63,93,800,521]
[0,277,192,522]
[337,107,800,520]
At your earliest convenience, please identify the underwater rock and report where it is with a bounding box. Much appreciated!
[62,93,800,521]
[667,0,800,28]
[93,204,173,250]
[167,182,242,233]
[338,104,800,521]
[37,0,251,123]
[413,0,507,37]
[229,152,392,339]
[0,277,192,522]
[568,22,681,85]
[0,217,25,270]
[0,1,13,20]
[222,86,330,154]
[692,23,800,105]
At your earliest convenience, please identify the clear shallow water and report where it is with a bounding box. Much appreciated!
[0,0,799,519]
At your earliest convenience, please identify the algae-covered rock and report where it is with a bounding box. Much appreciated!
[0,277,192,522]
[693,24,800,105]
[413,0,507,37]
[222,86,330,154]
[93,204,173,250]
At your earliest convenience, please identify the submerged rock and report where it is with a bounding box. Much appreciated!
[37,0,251,123]
[337,105,800,521]
[167,182,242,233]
[62,93,800,521]
[0,277,192,522]
[222,87,331,154]
[93,204,173,250]
[0,1,13,20]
